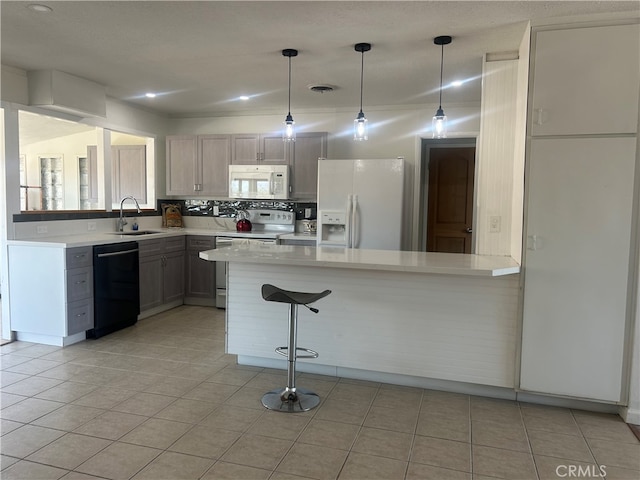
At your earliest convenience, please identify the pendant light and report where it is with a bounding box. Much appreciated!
[282,49,298,142]
[432,35,452,138]
[354,42,371,141]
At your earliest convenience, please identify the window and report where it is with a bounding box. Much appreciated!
[18,110,155,212]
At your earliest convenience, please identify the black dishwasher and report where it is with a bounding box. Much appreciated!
[88,241,140,339]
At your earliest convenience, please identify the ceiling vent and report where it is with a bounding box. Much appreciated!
[27,70,107,118]
[308,84,336,94]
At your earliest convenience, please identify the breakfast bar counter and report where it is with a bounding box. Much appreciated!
[200,244,520,276]
[201,245,522,393]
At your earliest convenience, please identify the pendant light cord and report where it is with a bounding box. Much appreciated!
[438,42,444,108]
[288,55,292,116]
[359,50,365,113]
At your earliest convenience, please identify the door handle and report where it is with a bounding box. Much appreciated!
[465,227,472,233]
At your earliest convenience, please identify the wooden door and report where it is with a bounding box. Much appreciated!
[426,147,475,253]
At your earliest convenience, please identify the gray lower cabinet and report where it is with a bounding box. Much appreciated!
[9,244,94,346]
[184,236,216,306]
[139,237,185,313]
[65,247,94,335]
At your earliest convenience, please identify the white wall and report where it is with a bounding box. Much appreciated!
[475,58,524,258]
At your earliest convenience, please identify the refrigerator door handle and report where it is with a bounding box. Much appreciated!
[352,194,359,248]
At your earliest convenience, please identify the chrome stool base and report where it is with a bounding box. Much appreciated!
[260,284,331,414]
[261,387,320,412]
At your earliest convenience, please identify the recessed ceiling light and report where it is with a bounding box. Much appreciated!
[27,4,53,12]
[239,95,250,101]
[145,92,157,98]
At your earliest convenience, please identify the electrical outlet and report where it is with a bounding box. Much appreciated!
[36,225,48,234]
[489,216,501,233]
[88,221,97,231]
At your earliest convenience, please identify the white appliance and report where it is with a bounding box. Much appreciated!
[228,165,289,200]
[317,158,404,250]
[214,209,295,308]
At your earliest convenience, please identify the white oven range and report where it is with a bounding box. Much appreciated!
[214,209,295,308]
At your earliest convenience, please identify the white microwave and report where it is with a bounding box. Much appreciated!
[228,165,289,200]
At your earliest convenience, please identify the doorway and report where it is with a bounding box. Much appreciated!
[420,138,476,253]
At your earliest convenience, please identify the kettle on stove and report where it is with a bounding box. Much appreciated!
[235,209,252,231]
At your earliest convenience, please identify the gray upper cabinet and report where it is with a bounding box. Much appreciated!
[289,132,327,199]
[531,23,639,136]
[166,134,230,196]
[199,135,232,196]
[166,135,197,195]
[231,133,287,165]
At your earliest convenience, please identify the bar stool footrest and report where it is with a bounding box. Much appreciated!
[275,346,319,359]
[261,387,320,412]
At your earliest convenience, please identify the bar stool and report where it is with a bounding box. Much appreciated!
[261,283,331,412]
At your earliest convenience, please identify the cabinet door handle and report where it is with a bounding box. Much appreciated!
[76,312,87,317]
[75,280,87,284]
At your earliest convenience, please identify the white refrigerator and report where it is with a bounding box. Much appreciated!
[316,158,404,250]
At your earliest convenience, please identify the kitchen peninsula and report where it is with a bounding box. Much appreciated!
[200,245,521,394]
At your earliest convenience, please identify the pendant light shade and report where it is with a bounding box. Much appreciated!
[354,42,371,141]
[432,35,452,138]
[282,48,298,142]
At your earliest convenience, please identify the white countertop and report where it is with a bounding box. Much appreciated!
[200,244,520,277]
[6,228,312,248]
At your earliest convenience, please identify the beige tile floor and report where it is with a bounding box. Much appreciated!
[1,305,639,480]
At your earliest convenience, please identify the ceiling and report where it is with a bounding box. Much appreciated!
[2,1,638,118]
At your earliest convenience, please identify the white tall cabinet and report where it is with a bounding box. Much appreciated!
[520,21,639,402]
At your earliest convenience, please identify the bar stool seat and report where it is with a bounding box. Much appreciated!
[261,284,331,412]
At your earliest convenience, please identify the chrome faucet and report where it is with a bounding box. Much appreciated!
[117,196,141,232]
